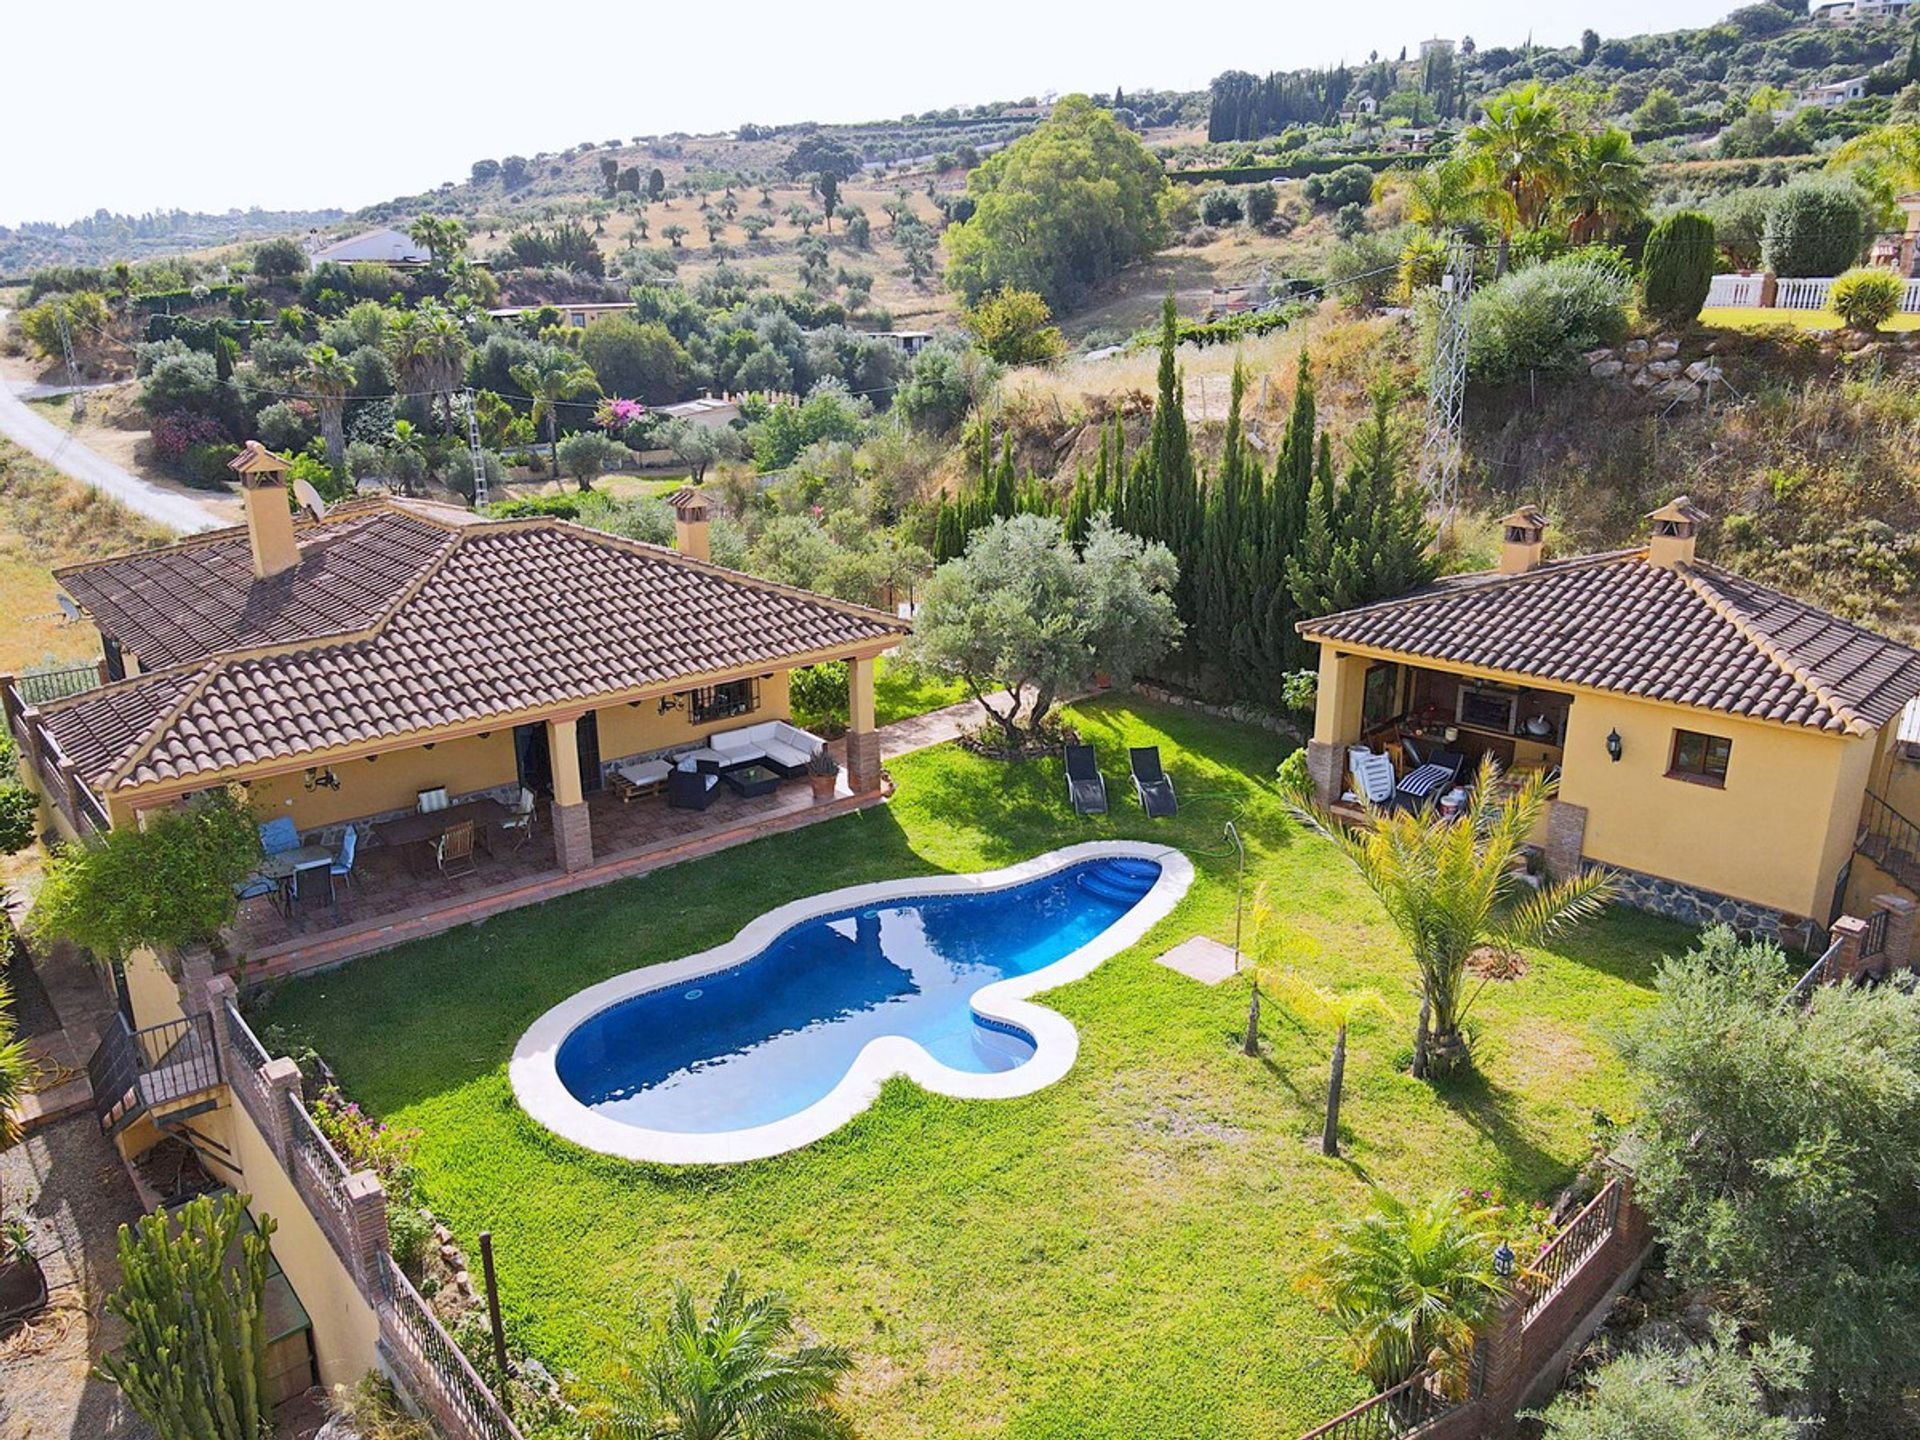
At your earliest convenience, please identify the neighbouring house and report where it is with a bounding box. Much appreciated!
[653,394,746,428]
[486,300,637,328]
[875,330,935,356]
[1418,35,1455,58]
[1299,499,1920,940]
[1815,0,1912,22]
[1795,75,1870,109]
[5,444,905,974]
[306,226,432,267]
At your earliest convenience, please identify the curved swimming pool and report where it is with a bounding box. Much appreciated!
[511,842,1193,1163]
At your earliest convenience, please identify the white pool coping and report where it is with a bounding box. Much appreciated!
[509,840,1194,1165]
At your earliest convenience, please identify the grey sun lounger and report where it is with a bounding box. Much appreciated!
[1065,743,1108,815]
[1130,746,1178,818]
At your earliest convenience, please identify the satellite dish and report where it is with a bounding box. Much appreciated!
[292,478,330,521]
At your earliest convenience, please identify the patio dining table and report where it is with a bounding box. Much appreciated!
[375,798,511,870]
[259,844,336,909]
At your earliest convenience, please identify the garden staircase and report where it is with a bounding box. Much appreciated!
[87,1012,223,1140]
[1855,788,1920,894]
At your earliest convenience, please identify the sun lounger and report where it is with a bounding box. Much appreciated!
[1130,747,1178,818]
[1065,743,1108,815]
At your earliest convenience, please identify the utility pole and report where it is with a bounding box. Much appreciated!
[1418,236,1472,530]
[55,309,86,421]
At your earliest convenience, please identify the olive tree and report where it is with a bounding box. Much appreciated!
[906,513,1180,747]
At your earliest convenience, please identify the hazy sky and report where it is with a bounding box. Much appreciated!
[4,0,1741,228]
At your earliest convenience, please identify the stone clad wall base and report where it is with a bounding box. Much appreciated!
[1603,863,1811,946]
[552,799,593,873]
[1543,801,1588,881]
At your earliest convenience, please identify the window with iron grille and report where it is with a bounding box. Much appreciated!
[1668,728,1731,786]
[690,678,758,724]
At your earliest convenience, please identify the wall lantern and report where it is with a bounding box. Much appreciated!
[1492,1242,1515,1280]
[303,766,341,792]
[1606,729,1623,764]
[658,693,686,715]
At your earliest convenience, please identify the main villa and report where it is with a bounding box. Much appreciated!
[5,445,908,974]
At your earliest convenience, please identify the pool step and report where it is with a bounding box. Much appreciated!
[1078,870,1156,906]
[1103,857,1162,883]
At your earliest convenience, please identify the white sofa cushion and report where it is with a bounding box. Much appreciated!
[762,739,811,770]
[709,728,762,758]
[770,721,824,755]
[618,759,671,786]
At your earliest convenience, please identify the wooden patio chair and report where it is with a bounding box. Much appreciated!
[435,820,478,877]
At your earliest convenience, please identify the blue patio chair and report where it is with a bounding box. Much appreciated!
[328,825,361,896]
[258,816,300,855]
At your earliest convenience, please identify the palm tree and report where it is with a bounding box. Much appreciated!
[1562,128,1650,244]
[510,350,599,477]
[302,344,353,470]
[582,1270,853,1440]
[1300,1190,1509,1393]
[1464,83,1576,271]
[1273,974,1387,1157]
[411,304,472,426]
[1286,758,1615,1078]
[1394,155,1500,235]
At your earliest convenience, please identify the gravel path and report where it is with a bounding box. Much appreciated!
[0,1115,151,1440]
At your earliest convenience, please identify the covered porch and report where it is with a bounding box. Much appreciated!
[225,759,877,979]
[1305,648,1573,817]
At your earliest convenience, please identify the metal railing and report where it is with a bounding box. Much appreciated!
[1784,936,1846,1008]
[1856,789,1920,874]
[86,1012,222,1135]
[1295,1369,1462,1440]
[285,1090,359,1272]
[223,1000,275,1128]
[379,1253,525,1440]
[1523,1179,1621,1324]
[14,662,101,706]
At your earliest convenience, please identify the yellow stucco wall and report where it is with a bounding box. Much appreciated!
[122,945,185,1030]
[203,1097,382,1390]
[248,730,520,833]
[1557,689,1871,919]
[595,671,793,760]
[242,674,797,832]
[1313,645,1882,919]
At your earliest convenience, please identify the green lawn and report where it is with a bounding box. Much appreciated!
[873,654,967,725]
[253,697,1685,1439]
[1700,305,1920,333]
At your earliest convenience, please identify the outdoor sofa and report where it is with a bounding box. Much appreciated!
[703,720,826,776]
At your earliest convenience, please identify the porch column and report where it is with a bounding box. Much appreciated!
[1305,648,1371,805]
[846,655,882,795]
[547,714,593,873]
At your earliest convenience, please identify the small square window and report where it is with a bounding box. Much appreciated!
[1668,728,1731,786]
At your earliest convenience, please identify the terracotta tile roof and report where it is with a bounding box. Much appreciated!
[37,502,906,794]
[55,504,458,669]
[1300,552,1920,737]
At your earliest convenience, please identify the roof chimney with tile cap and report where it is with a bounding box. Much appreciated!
[1646,496,1707,569]
[228,442,300,579]
[1496,504,1549,574]
[669,486,711,563]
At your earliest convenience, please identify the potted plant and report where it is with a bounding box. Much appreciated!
[807,749,841,802]
[0,1217,44,1325]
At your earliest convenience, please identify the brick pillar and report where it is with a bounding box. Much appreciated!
[552,799,594,873]
[1870,894,1917,973]
[342,1169,390,1290]
[261,1057,303,1165]
[177,945,217,1016]
[204,974,238,1074]
[1543,800,1588,881]
[1305,739,1343,804]
[1828,914,1868,983]
[1474,1291,1532,1438]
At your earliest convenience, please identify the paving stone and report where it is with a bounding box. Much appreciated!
[1155,936,1241,985]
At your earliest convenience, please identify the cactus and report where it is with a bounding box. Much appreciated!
[94,1192,275,1440]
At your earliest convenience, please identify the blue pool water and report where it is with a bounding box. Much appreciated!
[554,857,1163,1134]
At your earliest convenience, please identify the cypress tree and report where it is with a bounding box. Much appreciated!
[1132,293,1201,631]
[1195,358,1254,683]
